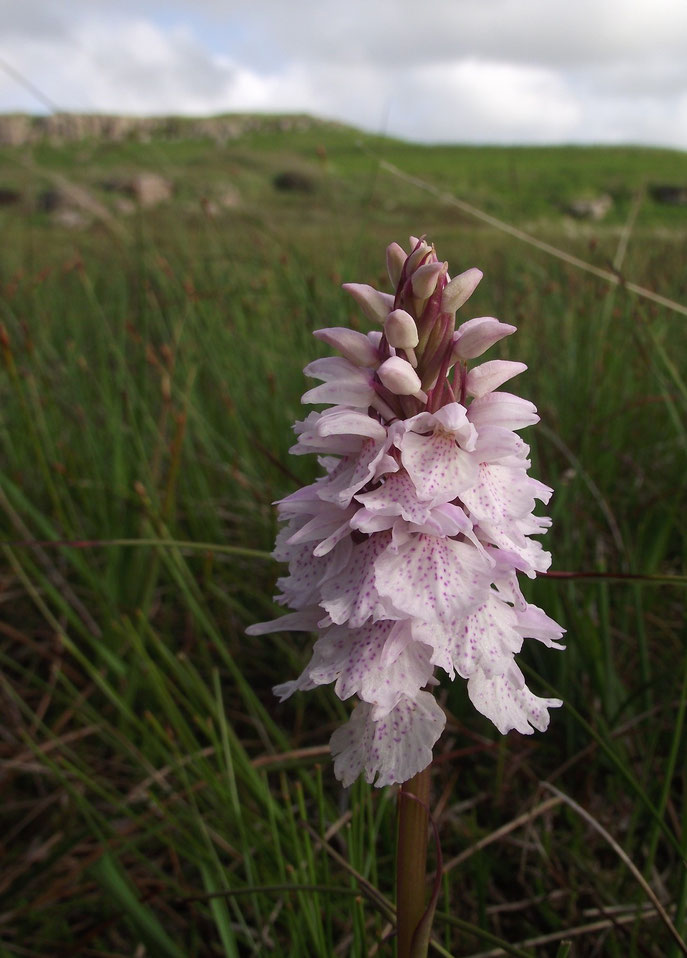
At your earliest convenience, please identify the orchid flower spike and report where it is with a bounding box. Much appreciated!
[248,236,564,788]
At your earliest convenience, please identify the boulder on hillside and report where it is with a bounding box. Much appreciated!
[566,194,613,220]
[273,170,315,193]
[52,208,90,229]
[0,187,22,206]
[129,172,173,207]
[37,189,65,213]
[101,172,173,208]
[650,184,687,206]
[36,180,114,229]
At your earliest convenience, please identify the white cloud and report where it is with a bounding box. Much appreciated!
[388,61,582,143]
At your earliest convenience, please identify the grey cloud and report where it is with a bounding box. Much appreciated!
[7,0,687,72]
[175,0,687,73]
[0,0,67,39]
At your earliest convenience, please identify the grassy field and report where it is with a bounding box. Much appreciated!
[1,116,686,956]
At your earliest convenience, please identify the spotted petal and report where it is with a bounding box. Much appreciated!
[515,603,566,649]
[330,692,446,788]
[411,591,523,679]
[461,463,551,524]
[468,665,562,734]
[320,532,397,627]
[375,534,491,628]
[305,620,434,716]
[355,470,433,524]
[317,438,398,507]
[275,535,352,609]
[400,426,478,506]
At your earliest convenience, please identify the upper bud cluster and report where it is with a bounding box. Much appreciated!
[329,236,517,421]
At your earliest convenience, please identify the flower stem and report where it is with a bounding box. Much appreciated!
[396,765,431,958]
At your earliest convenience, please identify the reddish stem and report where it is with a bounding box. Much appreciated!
[396,766,431,958]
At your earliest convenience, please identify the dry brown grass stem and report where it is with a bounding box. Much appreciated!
[442,795,563,875]
[379,158,687,319]
[541,782,687,955]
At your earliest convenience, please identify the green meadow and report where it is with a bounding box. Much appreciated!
[1,117,686,956]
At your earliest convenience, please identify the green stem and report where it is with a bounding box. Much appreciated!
[396,766,431,958]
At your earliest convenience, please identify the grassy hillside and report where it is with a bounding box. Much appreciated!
[1,118,686,956]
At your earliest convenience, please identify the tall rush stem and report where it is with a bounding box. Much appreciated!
[396,765,431,958]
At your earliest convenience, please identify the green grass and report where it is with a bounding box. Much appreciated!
[0,117,686,956]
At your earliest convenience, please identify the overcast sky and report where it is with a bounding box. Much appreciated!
[1,0,686,148]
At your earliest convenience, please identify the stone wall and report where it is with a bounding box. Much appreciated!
[0,112,326,146]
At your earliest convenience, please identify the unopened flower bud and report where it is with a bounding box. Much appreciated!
[406,238,433,274]
[377,356,427,401]
[313,327,380,367]
[384,309,419,348]
[411,261,445,301]
[441,268,483,314]
[386,242,406,287]
[342,283,395,324]
[385,309,419,366]
[452,316,517,360]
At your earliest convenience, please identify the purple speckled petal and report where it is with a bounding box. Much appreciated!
[355,470,433,524]
[330,692,446,788]
[299,620,433,716]
[411,591,522,680]
[402,404,476,450]
[467,668,562,734]
[514,603,566,649]
[275,534,352,609]
[450,594,523,678]
[461,463,551,524]
[401,430,478,505]
[472,425,529,464]
[475,516,552,577]
[317,438,397,507]
[320,532,397,627]
[375,534,491,628]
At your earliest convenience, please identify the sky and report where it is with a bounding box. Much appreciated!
[1,0,686,149]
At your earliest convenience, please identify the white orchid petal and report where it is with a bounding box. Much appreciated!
[330,692,446,788]
[401,429,478,505]
[467,392,540,431]
[467,360,528,399]
[441,268,483,314]
[342,283,395,324]
[453,316,516,359]
[375,535,491,628]
[320,532,396,627]
[313,327,380,367]
[468,670,562,735]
